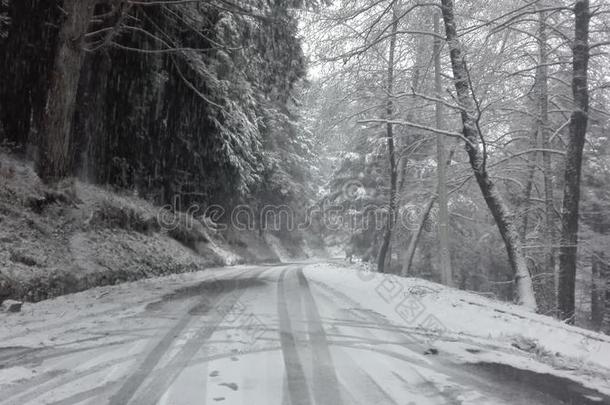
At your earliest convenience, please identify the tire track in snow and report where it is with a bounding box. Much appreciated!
[107,267,258,405]
[302,270,564,405]
[2,267,269,405]
[277,268,312,405]
[301,274,400,405]
[305,273,461,404]
[45,382,117,405]
[0,268,252,399]
[130,269,271,405]
[0,356,133,405]
[296,268,344,405]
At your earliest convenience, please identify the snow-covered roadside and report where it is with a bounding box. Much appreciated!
[303,262,610,396]
[0,265,252,350]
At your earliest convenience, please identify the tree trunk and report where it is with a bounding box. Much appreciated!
[520,136,538,244]
[591,255,604,331]
[37,0,96,183]
[434,12,452,286]
[601,263,610,335]
[440,0,537,310]
[402,197,435,276]
[519,65,542,245]
[0,0,59,153]
[377,8,398,273]
[401,147,456,277]
[537,8,557,308]
[557,0,590,323]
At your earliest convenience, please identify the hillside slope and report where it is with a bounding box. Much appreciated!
[0,153,315,304]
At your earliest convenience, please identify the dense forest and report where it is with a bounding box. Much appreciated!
[0,0,320,214]
[0,0,609,333]
[303,0,610,331]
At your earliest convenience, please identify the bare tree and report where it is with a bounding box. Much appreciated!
[434,11,452,286]
[590,255,604,331]
[600,263,610,334]
[377,4,399,273]
[440,0,537,310]
[557,0,591,323]
[537,6,557,307]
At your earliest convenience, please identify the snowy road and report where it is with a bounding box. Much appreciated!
[1,263,609,405]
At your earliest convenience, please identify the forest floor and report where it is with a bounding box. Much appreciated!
[0,262,608,404]
[0,152,311,304]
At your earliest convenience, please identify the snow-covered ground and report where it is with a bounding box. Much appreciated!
[305,263,610,397]
[0,262,608,404]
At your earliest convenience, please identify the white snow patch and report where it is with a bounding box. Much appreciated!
[303,263,610,396]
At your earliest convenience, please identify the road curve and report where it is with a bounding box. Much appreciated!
[0,263,607,405]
